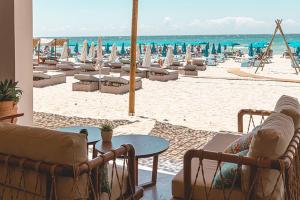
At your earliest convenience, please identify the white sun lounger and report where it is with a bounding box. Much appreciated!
[100,76,142,94]
[149,67,178,82]
[109,62,123,73]
[179,65,198,76]
[73,74,142,94]
[57,62,81,76]
[78,63,110,75]
[33,71,66,88]
[120,65,148,78]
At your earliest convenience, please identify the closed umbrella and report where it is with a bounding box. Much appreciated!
[61,42,69,60]
[249,43,254,57]
[80,40,88,62]
[87,42,90,55]
[217,43,222,54]
[96,36,103,63]
[139,43,142,54]
[185,45,192,63]
[74,42,79,54]
[211,44,216,54]
[173,44,178,55]
[162,44,167,57]
[88,42,95,59]
[164,46,174,67]
[297,47,300,58]
[109,45,117,62]
[204,44,209,57]
[191,45,194,53]
[136,44,141,61]
[120,43,126,55]
[142,45,151,67]
[151,43,156,54]
[182,43,187,53]
[105,43,110,54]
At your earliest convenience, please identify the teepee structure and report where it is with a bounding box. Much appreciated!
[255,19,300,74]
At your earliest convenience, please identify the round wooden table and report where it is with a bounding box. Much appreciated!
[97,134,169,188]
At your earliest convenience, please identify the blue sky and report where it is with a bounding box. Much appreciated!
[33,0,300,37]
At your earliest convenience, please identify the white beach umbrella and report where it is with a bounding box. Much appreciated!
[164,46,174,67]
[109,45,117,62]
[136,44,140,61]
[96,36,103,63]
[60,42,69,60]
[80,40,88,62]
[142,45,151,68]
[88,42,95,59]
[185,45,192,63]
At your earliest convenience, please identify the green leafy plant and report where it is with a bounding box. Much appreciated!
[101,124,113,132]
[0,80,23,102]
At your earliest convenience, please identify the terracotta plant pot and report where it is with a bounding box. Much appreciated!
[0,101,18,123]
[101,130,113,143]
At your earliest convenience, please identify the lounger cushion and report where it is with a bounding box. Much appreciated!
[80,63,96,70]
[110,62,122,68]
[122,65,142,73]
[274,95,300,129]
[242,112,294,200]
[75,74,99,82]
[172,133,243,199]
[183,65,197,71]
[57,63,75,70]
[150,67,169,75]
[102,76,129,84]
[192,58,205,66]
[151,63,161,68]
[33,71,51,79]
[223,125,261,154]
[172,61,181,66]
[0,123,88,199]
[46,71,66,78]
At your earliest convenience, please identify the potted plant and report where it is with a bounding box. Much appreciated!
[100,123,113,143]
[0,80,23,123]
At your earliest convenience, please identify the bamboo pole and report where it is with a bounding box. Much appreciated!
[277,20,299,74]
[129,0,139,116]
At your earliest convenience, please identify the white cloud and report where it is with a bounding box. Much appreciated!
[163,16,172,25]
[206,17,264,27]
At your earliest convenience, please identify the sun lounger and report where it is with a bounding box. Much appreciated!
[207,58,217,66]
[33,71,66,88]
[120,65,148,78]
[109,62,123,73]
[72,74,100,92]
[33,65,48,73]
[78,63,99,75]
[192,58,206,66]
[149,67,178,82]
[179,65,198,76]
[57,62,81,76]
[100,76,142,94]
[119,58,131,64]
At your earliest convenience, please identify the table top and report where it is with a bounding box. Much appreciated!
[97,134,169,158]
[57,126,101,144]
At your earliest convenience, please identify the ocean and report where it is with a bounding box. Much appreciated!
[54,34,300,55]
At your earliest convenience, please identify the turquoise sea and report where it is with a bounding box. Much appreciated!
[56,34,300,55]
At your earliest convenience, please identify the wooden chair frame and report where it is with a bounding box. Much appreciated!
[183,109,300,200]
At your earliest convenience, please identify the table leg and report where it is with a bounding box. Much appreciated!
[138,155,159,188]
[151,155,158,185]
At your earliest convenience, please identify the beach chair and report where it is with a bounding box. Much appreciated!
[149,67,179,82]
[0,124,144,199]
[57,62,81,76]
[33,71,66,88]
[121,65,148,78]
[72,74,100,92]
[172,95,300,200]
[108,62,123,73]
[78,63,110,75]
[100,76,142,94]
[166,60,182,70]
[179,65,198,76]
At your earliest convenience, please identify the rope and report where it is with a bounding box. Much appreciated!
[49,165,58,200]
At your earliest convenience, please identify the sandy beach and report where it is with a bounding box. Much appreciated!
[34,55,300,132]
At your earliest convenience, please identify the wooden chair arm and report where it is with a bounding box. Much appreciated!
[0,113,24,123]
[237,109,272,132]
[183,130,300,199]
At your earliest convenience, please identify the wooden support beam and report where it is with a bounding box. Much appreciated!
[129,0,139,116]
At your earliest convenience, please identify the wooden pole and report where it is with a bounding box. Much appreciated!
[129,0,139,116]
[277,20,299,74]
[37,40,40,64]
[54,39,57,59]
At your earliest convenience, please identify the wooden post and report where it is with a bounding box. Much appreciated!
[129,0,139,116]
[54,39,57,59]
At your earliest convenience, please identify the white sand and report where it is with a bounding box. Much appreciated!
[34,55,300,132]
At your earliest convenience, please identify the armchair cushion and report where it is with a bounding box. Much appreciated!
[274,95,300,129]
[242,112,294,200]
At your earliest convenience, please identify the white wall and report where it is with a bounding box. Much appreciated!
[14,0,33,125]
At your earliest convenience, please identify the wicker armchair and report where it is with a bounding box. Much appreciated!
[172,109,300,200]
[0,113,24,123]
[0,122,144,200]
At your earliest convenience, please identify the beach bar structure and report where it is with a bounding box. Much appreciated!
[34,38,68,64]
